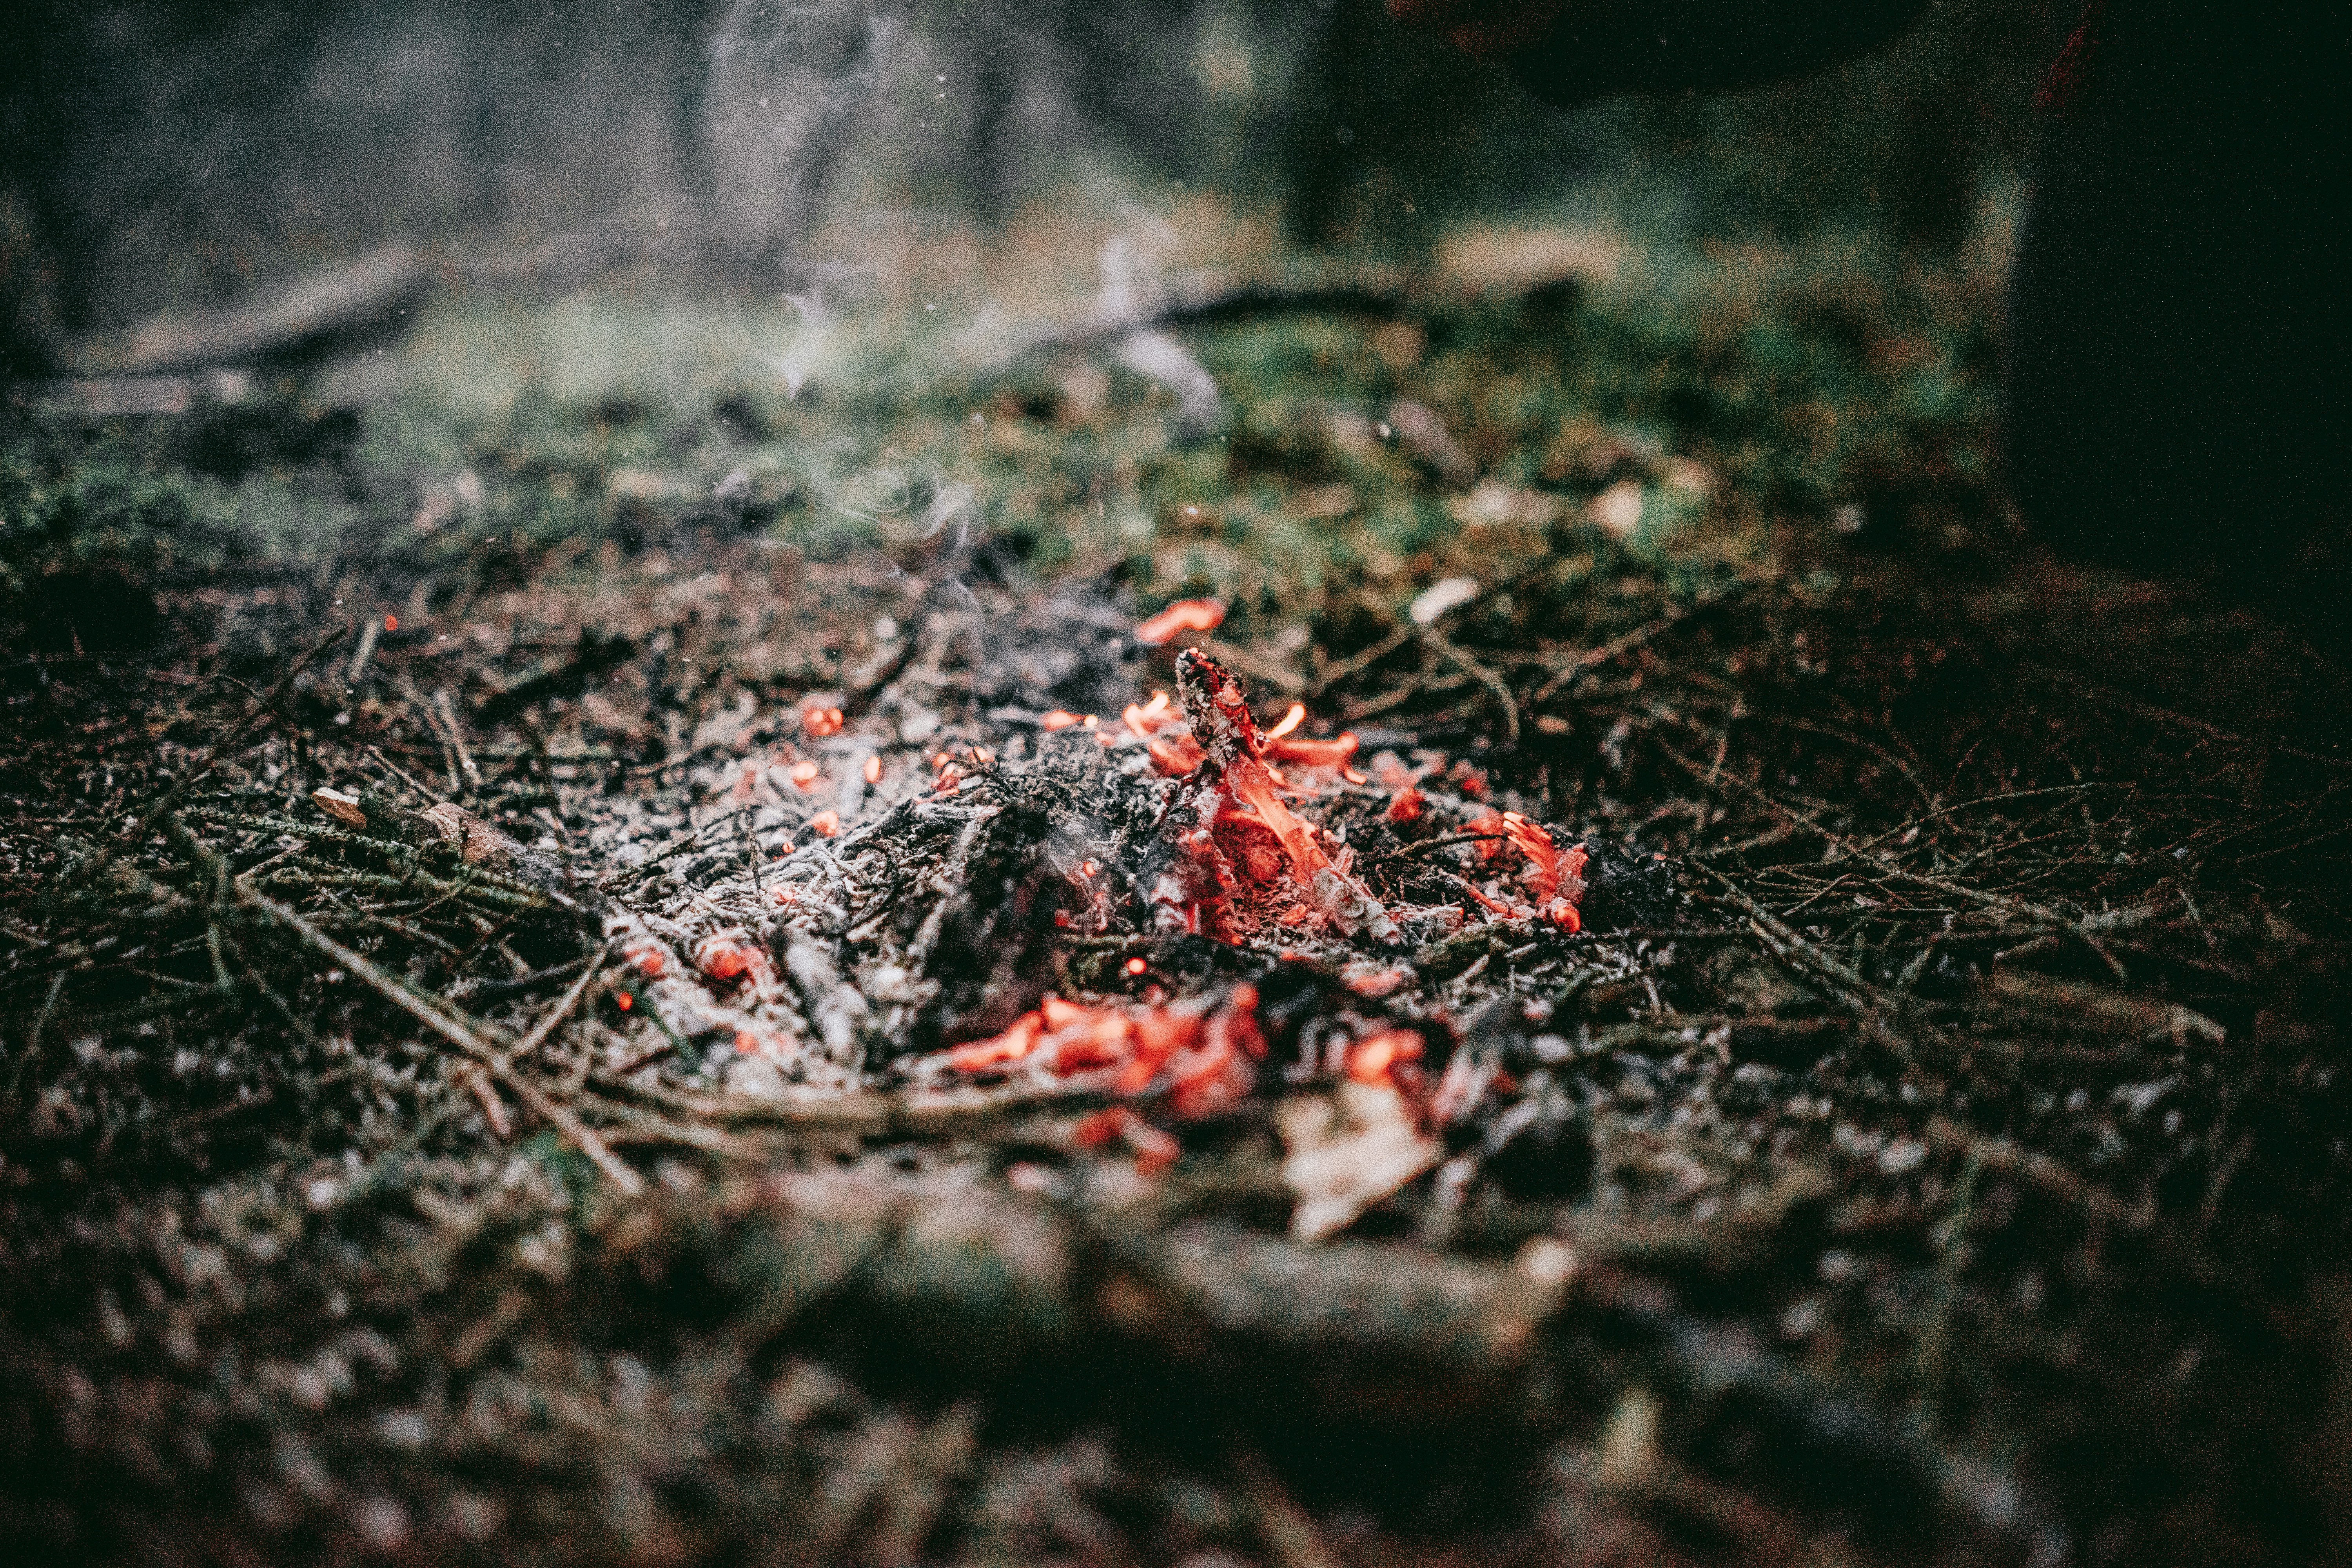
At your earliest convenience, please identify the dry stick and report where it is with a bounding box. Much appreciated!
[53,624,348,907]
[366,743,446,805]
[1307,621,1417,697]
[2024,663,2352,773]
[1530,587,1740,705]
[343,615,382,686]
[1839,780,2130,858]
[1197,637,1306,694]
[514,938,614,1057]
[1234,1450,1344,1568]
[465,1068,515,1139]
[433,688,482,789]
[1417,621,1521,744]
[1693,864,1971,1079]
[397,674,465,794]
[1660,735,2134,980]
[235,886,644,1195]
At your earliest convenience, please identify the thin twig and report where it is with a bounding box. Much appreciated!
[1416,622,1521,745]
[235,885,643,1195]
[514,938,614,1056]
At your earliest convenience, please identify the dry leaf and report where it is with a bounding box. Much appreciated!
[311,787,367,827]
[1279,1081,1440,1241]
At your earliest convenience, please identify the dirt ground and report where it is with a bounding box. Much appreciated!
[4,213,2350,1567]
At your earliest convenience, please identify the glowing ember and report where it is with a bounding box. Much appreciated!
[1133,597,1227,645]
[863,755,882,784]
[1175,648,1398,943]
[1342,964,1412,997]
[808,810,841,837]
[1040,710,1083,730]
[789,760,822,789]
[1344,1027,1425,1087]
[384,614,399,632]
[615,992,633,1011]
[1124,956,1148,975]
[1122,692,1181,738]
[1265,732,1360,769]
[924,984,1262,1119]
[801,704,845,737]
[1071,1107,1181,1174]
[1463,811,1589,929]
[621,936,668,978]
[1146,733,1207,776]
[1386,786,1426,824]
[693,932,772,986]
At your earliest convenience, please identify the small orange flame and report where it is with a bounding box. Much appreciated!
[809,810,841,837]
[801,705,845,738]
[1265,703,1305,740]
[1266,732,1360,769]
[1041,710,1083,730]
[1134,598,1227,646]
[789,760,822,789]
[863,754,882,784]
[1146,733,1207,776]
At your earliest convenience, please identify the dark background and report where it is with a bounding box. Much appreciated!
[3,0,2046,355]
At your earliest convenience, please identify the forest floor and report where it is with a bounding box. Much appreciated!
[5,203,2350,1567]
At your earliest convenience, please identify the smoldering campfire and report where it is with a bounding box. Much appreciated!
[6,11,2352,1556]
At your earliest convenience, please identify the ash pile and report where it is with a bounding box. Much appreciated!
[542,593,1680,1242]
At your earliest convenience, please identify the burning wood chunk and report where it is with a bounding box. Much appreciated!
[1174,648,1398,943]
[1343,1027,1425,1089]
[1466,810,1590,930]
